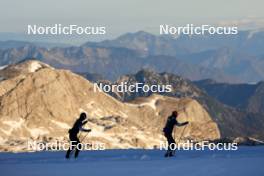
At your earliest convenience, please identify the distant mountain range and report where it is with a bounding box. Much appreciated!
[84,30,264,83]
[0,30,264,83]
[0,44,234,82]
[84,30,264,56]
[0,40,71,49]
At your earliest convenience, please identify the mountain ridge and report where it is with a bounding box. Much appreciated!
[94,69,264,140]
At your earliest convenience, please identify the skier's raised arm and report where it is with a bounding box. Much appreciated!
[82,120,88,126]
[176,121,189,127]
[79,119,91,132]
[79,126,91,132]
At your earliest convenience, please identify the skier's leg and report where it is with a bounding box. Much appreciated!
[165,133,173,157]
[65,140,76,159]
[167,134,176,157]
[74,139,81,158]
[66,133,79,159]
[65,148,72,159]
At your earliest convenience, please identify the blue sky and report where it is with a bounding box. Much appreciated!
[0,0,263,43]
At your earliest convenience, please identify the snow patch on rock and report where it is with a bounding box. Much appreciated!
[0,65,8,70]
[139,97,159,110]
[2,119,24,135]
[51,120,71,129]
[29,61,43,72]
[27,128,49,138]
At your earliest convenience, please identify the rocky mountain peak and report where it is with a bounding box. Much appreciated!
[0,59,52,80]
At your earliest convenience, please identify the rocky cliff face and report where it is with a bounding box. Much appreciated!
[0,60,220,152]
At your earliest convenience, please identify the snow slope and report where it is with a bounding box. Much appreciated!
[0,147,264,176]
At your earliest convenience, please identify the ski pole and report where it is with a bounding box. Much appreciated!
[173,127,176,142]
[80,132,89,142]
[178,125,187,143]
[172,125,187,155]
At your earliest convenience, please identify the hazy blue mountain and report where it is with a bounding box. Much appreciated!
[0,40,33,49]
[0,40,71,49]
[180,47,264,82]
[0,45,235,82]
[83,31,190,56]
[194,79,264,114]
[84,30,264,56]
[246,82,264,114]
[83,30,264,82]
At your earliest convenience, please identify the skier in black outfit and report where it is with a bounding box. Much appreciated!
[65,112,91,159]
[163,111,189,157]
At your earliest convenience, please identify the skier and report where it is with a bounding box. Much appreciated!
[65,112,91,159]
[163,110,189,157]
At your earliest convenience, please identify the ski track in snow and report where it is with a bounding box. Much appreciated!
[0,147,264,176]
